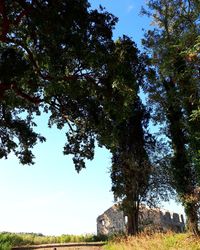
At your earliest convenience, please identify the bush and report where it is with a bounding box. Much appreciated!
[0,233,24,246]
[0,242,12,250]
[0,232,104,247]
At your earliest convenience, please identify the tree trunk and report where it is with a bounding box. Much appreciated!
[127,206,139,235]
[185,202,200,236]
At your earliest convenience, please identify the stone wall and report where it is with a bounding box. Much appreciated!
[97,205,125,235]
[97,205,185,235]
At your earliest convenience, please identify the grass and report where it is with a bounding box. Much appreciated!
[103,232,200,250]
[1,232,200,250]
[0,232,104,249]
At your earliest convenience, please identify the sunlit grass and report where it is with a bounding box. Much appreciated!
[104,232,200,250]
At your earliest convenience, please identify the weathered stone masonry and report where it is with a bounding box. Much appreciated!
[97,205,185,235]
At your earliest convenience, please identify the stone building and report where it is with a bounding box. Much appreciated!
[97,204,185,235]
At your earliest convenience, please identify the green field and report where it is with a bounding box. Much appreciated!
[1,232,200,250]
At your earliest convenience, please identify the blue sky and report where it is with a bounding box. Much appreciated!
[0,0,184,236]
[91,0,150,45]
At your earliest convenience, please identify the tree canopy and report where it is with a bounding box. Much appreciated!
[0,0,117,166]
[1,0,200,236]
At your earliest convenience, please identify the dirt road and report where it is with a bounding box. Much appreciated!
[12,242,105,250]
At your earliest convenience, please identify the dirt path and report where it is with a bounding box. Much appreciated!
[12,242,105,250]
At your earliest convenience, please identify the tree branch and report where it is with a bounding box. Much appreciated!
[0,81,42,105]
[7,38,44,79]
[12,84,41,105]
[49,98,75,132]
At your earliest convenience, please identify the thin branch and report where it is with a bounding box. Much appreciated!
[49,99,75,132]
[7,38,44,79]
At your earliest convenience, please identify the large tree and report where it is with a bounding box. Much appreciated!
[91,36,172,235]
[142,0,200,234]
[102,37,153,235]
[60,33,173,235]
[0,0,117,165]
[1,1,172,236]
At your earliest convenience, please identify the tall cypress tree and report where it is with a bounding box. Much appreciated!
[142,0,200,234]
